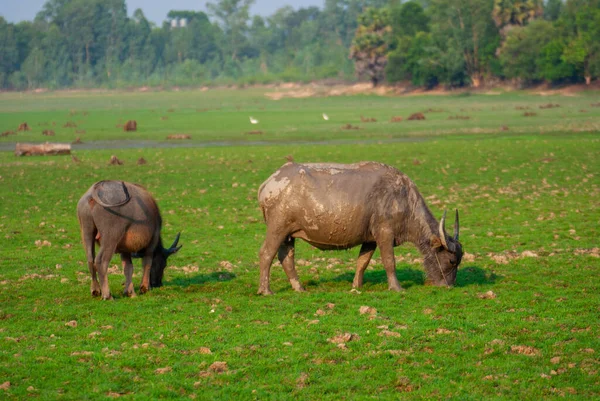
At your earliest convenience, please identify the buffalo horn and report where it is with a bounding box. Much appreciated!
[438,210,449,249]
[167,232,182,254]
[454,209,460,241]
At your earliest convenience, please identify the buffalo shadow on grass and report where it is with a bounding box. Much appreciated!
[166,271,236,287]
[321,265,496,289]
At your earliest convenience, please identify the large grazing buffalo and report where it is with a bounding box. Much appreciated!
[77,181,181,300]
[257,162,462,295]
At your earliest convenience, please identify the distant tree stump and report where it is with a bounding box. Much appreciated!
[15,143,71,156]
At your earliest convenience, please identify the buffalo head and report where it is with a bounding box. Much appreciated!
[150,232,182,288]
[425,210,462,286]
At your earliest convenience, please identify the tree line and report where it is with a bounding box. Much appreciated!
[0,0,598,90]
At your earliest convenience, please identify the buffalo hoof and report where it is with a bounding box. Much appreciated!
[91,289,101,297]
[388,285,405,292]
[139,285,149,294]
[101,294,114,301]
[257,287,274,296]
[124,290,137,298]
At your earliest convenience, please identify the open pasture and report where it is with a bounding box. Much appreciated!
[0,88,599,399]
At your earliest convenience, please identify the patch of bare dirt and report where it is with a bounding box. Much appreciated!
[328,332,359,347]
[166,134,191,139]
[137,157,147,165]
[524,112,537,117]
[209,361,228,373]
[154,367,172,374]
[360,116,377,122]
[478,290,497,299]
[1,130,15,137]
[359,306,377,316]
[510,345,541,356]
[341,123,359,130]
[390,116,403,122]
[296,372,309,389]
[245,130,263,135]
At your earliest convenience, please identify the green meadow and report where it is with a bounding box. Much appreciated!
[0,87,599,400]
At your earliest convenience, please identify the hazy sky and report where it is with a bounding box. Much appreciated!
[1,0,325,25]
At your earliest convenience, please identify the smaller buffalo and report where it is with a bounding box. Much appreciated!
[77,181,181,300]
[257,162,462,295]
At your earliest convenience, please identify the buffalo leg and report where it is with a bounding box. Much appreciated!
[139,254,152,294]
[278,237,304,292]
[121,253,136,297]
[352,242,377,289]
[376,230,403,291]
[95,243,117,300]
[81,228,100,296]
[258,227,288,295]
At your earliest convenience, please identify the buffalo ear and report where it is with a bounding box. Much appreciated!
[430,235,443,249]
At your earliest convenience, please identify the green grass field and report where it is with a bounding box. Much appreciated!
[0,88,599,400]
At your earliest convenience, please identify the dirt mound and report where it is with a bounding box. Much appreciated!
[18,122,30,131]
[137,157,147,165]
[109,155,123,165]
[1,130,15,137]
[123,120,137,132]
[408,113,425,120]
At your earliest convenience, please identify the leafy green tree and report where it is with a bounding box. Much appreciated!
[543,0,563,21]
[559,0,600,84]
[538,39,576,82]
[0,17,19,87]
[386,2,432,84]
[390,1,429,39]
[207,0,254,61]
[350,7,391,86]
[21,47,47,88]
[387,32,442,87]
[498,19,554,82]
[429,0,500,87]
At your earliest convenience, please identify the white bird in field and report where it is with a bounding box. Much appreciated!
[322,113,329,121]
[249,116,259,124]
